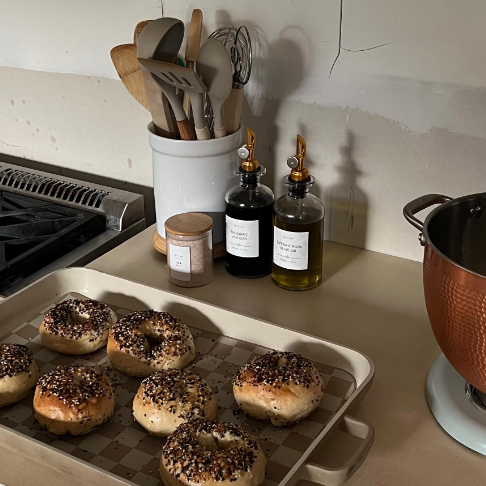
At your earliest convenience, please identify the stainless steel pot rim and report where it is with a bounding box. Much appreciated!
[421,192,486,280]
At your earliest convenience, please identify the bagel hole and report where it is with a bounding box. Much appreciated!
[197,433,236,451]
[71,371,85,387]
[145,333,163,348]
[140,322,164,348]
[68,312,89,324]
[198,434,233,451]
[277,357,287,367]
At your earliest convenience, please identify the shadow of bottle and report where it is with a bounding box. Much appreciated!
[326,130,368,251]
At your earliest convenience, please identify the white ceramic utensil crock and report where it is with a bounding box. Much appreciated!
[148,123,243,244]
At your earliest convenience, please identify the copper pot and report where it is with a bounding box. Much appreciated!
[404,193,486,392]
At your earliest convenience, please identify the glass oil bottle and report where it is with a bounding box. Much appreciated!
[225,127,274,278]
[272,135,325,290]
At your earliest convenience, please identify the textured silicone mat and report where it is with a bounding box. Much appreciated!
[0,294,356,486]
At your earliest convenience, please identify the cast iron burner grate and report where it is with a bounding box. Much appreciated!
[0,191,105,292]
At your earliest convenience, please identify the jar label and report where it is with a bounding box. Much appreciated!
[226,215,259,258]
[169,244,191,281]
[273,227,309,270]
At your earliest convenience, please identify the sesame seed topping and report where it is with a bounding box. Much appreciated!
[110,311,194,363]
[36,364,113,406]
[43,299,114,340]
[139,369,214,420]
[233,351,322,388]
[163,418,261,482]
[0,344,33,378]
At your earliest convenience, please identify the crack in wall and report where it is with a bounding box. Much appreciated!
[330,0,392,77]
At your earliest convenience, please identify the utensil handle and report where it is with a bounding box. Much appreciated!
[177,119,196,140]
[141,70,178,138]
[223,87,244,135]
[403,194,452,231]
[214,126,227,138]
[301,414,374,486]
[195,126,211,140]
[183,61,195,117]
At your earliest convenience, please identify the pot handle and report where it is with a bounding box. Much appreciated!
[300,414,374,486]
[403,194,452,231]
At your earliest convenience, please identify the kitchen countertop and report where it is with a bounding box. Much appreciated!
[88,225,485,486]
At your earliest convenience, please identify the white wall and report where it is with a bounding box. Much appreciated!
[1,0,486,261]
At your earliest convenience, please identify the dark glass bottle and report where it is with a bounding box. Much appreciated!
[272,135,325,290]
[225,127,274,278]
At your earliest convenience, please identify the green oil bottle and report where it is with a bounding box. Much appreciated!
[272,135,325,290]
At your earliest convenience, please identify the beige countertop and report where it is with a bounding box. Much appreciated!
[88,225,485,486]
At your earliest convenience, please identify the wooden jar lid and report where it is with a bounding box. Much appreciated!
[164,212,214,236]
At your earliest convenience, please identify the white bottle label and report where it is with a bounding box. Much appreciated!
[273,227,309,270]
[226,215,259,258]
[169,244,191,281]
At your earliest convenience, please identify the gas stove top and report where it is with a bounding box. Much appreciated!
[0,162,145,296]
[0,191,105,292]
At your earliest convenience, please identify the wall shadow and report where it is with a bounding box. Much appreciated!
[326,130,368,251]
[211,12,310,193]
[164,302,224,335]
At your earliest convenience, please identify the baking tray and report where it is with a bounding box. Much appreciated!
[0,268,374,486]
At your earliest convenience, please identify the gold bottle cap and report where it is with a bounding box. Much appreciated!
[238,127,260,172]
[287,134,309,182]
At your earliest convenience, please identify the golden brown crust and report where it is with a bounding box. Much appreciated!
[40,299,117,354]
[0,344,39,407]
[161,418,266,486]
[233,351,324,426]
[107,311,195,377]
[133,369,217,436]
[33,364,115,435]
[0,361,39,408]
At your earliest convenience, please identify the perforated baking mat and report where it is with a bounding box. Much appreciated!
[0,293,356,486]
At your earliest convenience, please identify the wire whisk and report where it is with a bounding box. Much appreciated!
[205,25,252,137]
[209,26,252,88]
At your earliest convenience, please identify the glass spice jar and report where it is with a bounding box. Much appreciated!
[165,213,214,287]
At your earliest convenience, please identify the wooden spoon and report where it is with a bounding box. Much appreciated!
[110,21,151,112]
[183,9,203,118]
[110,44,149,110]
[223,87,244,134]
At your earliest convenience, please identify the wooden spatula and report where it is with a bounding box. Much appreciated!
[110,44,149,111]
[183,9,203,118]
